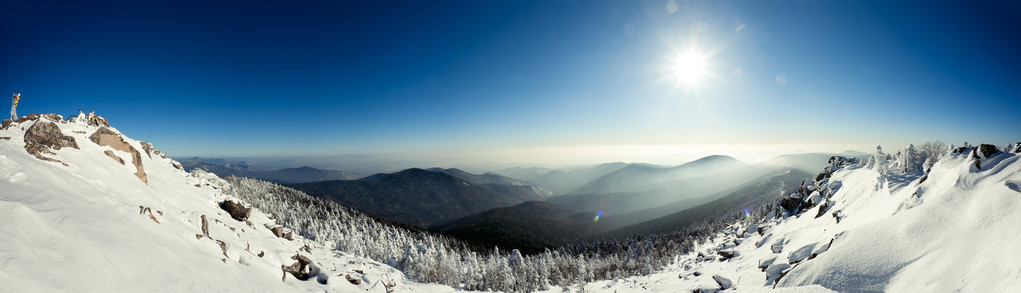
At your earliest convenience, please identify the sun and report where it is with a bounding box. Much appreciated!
[673,52,706,86]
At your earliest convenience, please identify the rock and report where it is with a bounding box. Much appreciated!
[24,121,79,165]
[765,263,792,284]
[757,225,768,235]
[15,114,40,123]
[771,238,786,253]
[809,238,835,260]
[717,250,737,260]
[281,254,313,281]
[692,271,701,276]
[103,150,125,164]
[815,199,832,218]
[139,141,155,158]
[1013,142,1021,153]
[271,226,289,239]
[832,210,844,223]
[972,144,1000,159]
[759,256,777,271]
[691,288,719,293]
[201,215,210,237]
[41,113,62,121]
[788,243,816,264]
[221,200,252,222]
[779,195,803,214]
[216,240,227,257]
[712,275,733,290]
[87,113,109,127]
[345,274,361,285]
[89,127,146,184]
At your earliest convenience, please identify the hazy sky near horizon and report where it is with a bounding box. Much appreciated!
[3,0,1019,166]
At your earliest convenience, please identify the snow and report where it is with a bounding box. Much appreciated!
[0,114,459,292]
[2,113,1019,292]
[537,146,1021,292]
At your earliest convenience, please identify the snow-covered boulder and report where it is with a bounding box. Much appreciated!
[787,243,815,264]
[712,275,733,290]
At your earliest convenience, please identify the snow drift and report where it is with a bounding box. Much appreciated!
[2,111,1018,292]
[0,113,456,292]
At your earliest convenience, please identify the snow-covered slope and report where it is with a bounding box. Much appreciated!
[0,113,458,292]
[3,112,1018,293]
[538,144,1021,292]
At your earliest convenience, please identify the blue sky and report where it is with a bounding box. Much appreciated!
[2,0,1019,166]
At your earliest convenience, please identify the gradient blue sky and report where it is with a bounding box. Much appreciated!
[3,0,1019,166]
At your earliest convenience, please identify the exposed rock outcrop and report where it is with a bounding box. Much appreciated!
[24,120,79,166]
[972,144,1000,159]
[221,200,252,222]
[281,254,313,281]
[103,150,125,165]
[270,226,293,240]
[89,127,147,184]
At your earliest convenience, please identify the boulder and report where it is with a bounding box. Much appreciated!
[271,226,285,238]
[765,263,792,284]
[972,144,1000,159]
[809,238,835,260]
[24,121,79,165]
[771,238,786,253]
[712,275,733,290]
[281,254,313,281]
[89,127,146,184]
[815,199,832,218]
[717,249,737,260]
[779,195,802,214]
[759,256,777,271]
[1012,142,1021,153]
[222,200,252,222]
[139,141,155,158]
[788,243,816,264]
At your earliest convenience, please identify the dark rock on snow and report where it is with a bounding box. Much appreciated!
[24,121,79,165]
[972,144,1000,159]
[282,254,313,281]
[222,200,252,222]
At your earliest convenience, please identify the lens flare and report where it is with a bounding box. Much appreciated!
[744,208,750,218]
[593,210,603,223]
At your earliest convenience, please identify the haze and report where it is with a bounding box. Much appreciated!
[3,0,1018,168]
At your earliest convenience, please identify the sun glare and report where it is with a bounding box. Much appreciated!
[673,52,706,86]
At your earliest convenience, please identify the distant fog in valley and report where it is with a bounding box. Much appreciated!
[177,143,874,175]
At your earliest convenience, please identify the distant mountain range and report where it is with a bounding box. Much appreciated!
[179,157,361,183]
[287,168,552,227]
[595,168,814,239]
[570,155,746,195]
[429,168,553,201]
[429,154,843,252]
[431,166,814,252]
[494,162,630,195]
